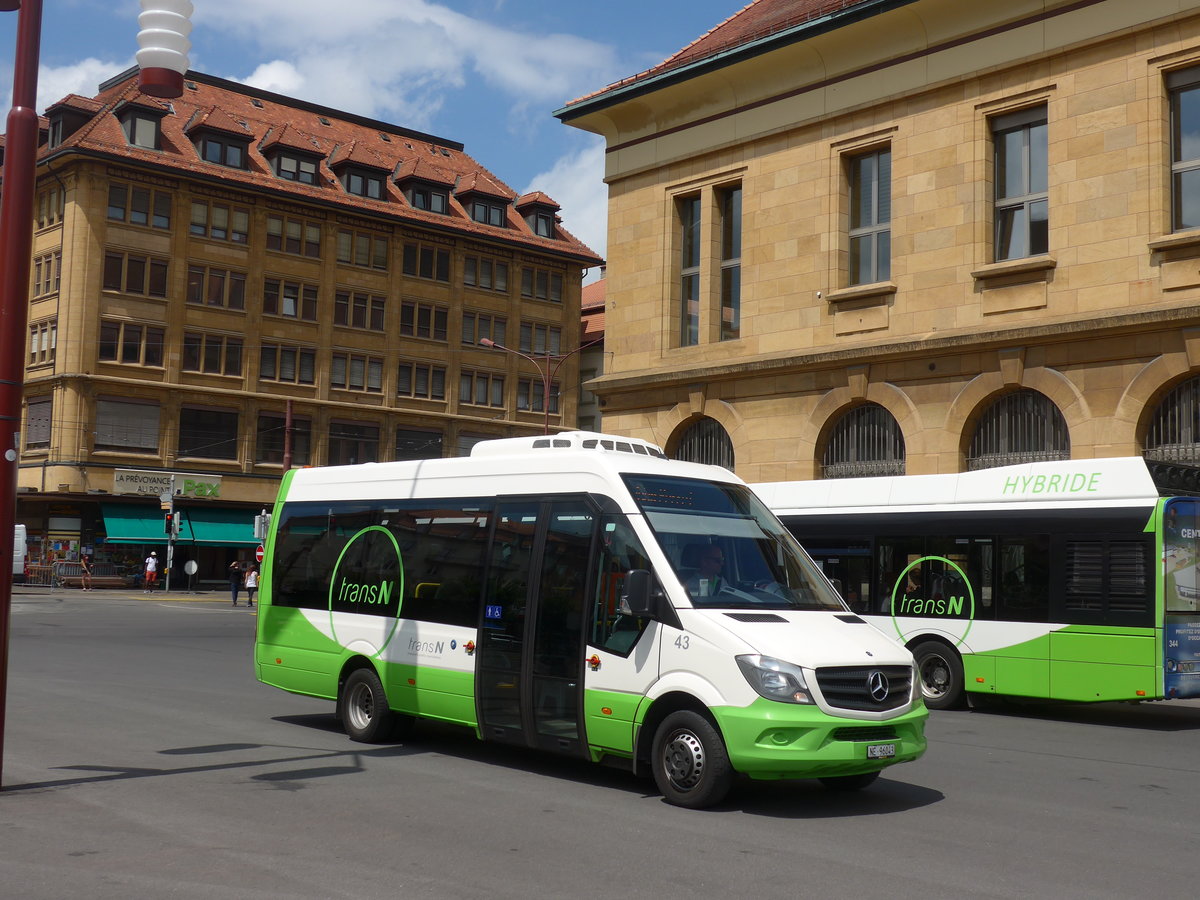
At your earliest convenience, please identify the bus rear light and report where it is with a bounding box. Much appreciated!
[975,677,985,683]
[1136,690,1146,696]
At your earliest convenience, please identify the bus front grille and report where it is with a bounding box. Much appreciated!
[815,665,913,712]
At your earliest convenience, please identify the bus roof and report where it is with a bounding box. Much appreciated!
[280,432,737,506]
[752,457,1170,515]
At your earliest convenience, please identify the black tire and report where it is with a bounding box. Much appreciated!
[819,771,880,791]
[338,668,406,743]
[912,640,965,710]
[651,710,734,809]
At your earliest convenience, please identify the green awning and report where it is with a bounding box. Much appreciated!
[101,503,192,544]
[184,507,260,546]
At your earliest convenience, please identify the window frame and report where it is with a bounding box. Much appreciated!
[991,106,1049,261]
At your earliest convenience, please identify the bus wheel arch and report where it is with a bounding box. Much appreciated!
[908,638,966,710]
[636,693,734,809]
[336,658,414,743]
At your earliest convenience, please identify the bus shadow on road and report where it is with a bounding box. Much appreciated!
[272,712,943,816]
[963,696,1200,731]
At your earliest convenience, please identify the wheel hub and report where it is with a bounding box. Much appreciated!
[663,730,705,790]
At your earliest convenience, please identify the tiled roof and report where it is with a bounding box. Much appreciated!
[45,94,103,115]
[516,191,560,210]
[35,68,600,263]
[581,277,605,310]
[327,139,392,172]
[455,169,515,200]
[568,0,881,106]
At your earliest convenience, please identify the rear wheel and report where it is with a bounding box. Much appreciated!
[912,640,965,710]
[651,710,734,809]
[339,668,411,743]
[819,771,880,791]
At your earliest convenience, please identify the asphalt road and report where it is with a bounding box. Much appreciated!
[1,590,1198,898]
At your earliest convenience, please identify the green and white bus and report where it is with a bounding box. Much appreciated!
[753,457,1200,710]
[255,432,927,808]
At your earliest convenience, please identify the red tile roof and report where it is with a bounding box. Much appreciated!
[568,0,881,107]
[516,191,560,210]
[35,68,601,263]
[581,277,606,310]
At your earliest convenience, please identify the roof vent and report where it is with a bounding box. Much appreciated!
[470,431,667,460]
[184,81,197,91]
[380,132,391,142]
[250,98,263,108]
[318,116,330,126]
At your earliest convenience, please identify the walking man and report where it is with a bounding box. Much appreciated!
[144,551,159,593]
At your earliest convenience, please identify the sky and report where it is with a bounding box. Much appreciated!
[0,0,746,271]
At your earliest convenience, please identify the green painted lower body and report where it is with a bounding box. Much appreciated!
[712,699,928,780]
[963,626,1163,702]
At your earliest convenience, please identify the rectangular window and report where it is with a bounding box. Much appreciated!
[266,213,321,258]
[330,352,383,392]
[469,199,507,227]
[36,186,64,229]
[334,290,386,331]
[328,422,380,466]
[178,407,239,460]
[32,251,61,297]
[394,428,443,460]
[94,398,159,452]
[401,240,450,281]
[719,185,742,341]
[186,265,246,310]
[519,322,562,355]
[196,135,247,169]
[397,361,446,400]
[519,266,564,303]
[848,149,891,285]
[517,378,560,414]
[408,186,448,214]
[462,312,507,347]
[1170,68,1200,231]
[107,183,172,230]
[259,344,316,385]
[121,113,160,149]
[256,413,312,466]
[463,254,509,293]
[28,320,56,366]
[337,228,388,270]
[459,370,505,408]
[191,199,250,243]
[263,278,319,321]
[25,397,51,449]
[400,301,448,341]
[343,168,386,199]
[993,107,1048,260]
[678,196,701,346]
[275,153,320,185]
[102,251,169,298]
[181,332,243,376]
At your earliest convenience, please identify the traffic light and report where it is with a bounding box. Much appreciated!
[164,511,181,536]
[253,509,271,540]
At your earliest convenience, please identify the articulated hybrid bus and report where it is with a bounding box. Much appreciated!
[754,457,1200,710]
[256,432,926,808]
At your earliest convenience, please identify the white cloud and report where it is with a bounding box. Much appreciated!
[524,136,608,278]
[33,56,133,113]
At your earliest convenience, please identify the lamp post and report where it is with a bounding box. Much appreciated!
[479,337,601,435]
[0,0,43,791]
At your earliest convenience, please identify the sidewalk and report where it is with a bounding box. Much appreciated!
[12,583,232,603]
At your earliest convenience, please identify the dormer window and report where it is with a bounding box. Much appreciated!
[516,193,561,240]
[196,133,248,169]
[407,184,448,214]
[119,110,162,150]
[530,211,555,238]
[470,199,507,227]
[47,118,64,149]
[342,167,385,200]
[275,151,320,185]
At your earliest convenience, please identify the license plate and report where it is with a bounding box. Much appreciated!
[867,743,896,759]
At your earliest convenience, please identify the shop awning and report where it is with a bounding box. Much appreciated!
[184,507,260,546]
[101,503,192,544]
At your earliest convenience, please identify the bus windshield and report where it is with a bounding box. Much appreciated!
[623,474,845,611]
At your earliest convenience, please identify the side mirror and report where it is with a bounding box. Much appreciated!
[624,568,654,617]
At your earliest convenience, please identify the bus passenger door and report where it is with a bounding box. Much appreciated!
[476,498,592,757]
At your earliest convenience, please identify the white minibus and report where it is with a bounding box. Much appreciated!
[255,432,927,807]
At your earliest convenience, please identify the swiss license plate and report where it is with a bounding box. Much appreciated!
[867,743,896,759]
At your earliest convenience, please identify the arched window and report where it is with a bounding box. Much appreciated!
[1144,375,1200,464]
[822,403,905,478]
[672,417,734,470]
[967,389,1069,471]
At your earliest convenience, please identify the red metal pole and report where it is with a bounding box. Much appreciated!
[0,0,44,790]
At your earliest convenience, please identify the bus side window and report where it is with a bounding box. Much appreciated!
[591,516,652,655]
[998,535,1049,622]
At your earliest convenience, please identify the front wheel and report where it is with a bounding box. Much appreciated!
[651,710,734,809]
[819,771,880,791]
[911,640,965,710]
[338,668,408,743]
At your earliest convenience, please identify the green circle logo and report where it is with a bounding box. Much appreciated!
[328,526,404,656]
[889,555,975,648]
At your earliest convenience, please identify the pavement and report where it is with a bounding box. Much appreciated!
[11,583,246,604]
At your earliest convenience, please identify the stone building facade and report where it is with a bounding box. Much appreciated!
[14,68,600,579]
[558,0,1200,484]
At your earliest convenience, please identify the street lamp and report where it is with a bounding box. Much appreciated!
[479,337,601,435]
[135,0,193,99]
[0,0,43,791]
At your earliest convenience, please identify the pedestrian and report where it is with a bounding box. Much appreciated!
[144,551,158,593]
[229,560,243,606]
[244,565,258,608]
[80,555,93,591]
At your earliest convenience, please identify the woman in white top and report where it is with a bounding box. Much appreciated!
[244,566,259,608]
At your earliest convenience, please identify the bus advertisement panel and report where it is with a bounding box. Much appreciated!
[1163,497,1200,698]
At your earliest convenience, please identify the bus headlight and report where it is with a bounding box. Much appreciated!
[736,655,813,704]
